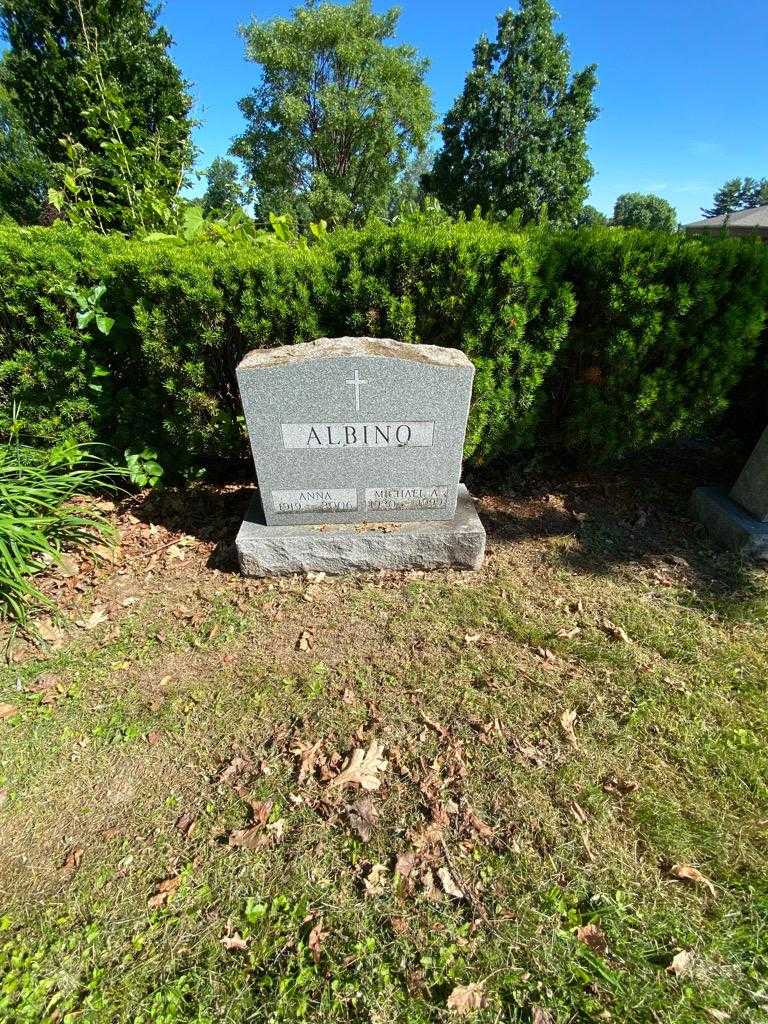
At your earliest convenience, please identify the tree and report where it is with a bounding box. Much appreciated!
[702,177,768,218]
[202,157,245,217]
[0,0,195,232]
[428,0,597,223]
[0,65,48,223]
[387,149,433,218]
[231,0,434,226]
[612,193,677,232]
[575,204,608,227]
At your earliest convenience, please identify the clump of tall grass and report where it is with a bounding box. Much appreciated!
[0,424,122,628]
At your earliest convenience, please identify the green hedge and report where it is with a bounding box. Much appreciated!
[1,220,767,478]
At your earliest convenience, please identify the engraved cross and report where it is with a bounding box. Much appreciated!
[346,368,368,412]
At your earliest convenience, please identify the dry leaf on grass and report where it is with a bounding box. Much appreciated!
[464,806,494,840]
[60,846,84,872]
[667,950,693,976]
[307,917,328,963]
[532,1009,555,1024]
[447,982,487,1014]
[175,811,196,836]
[669,863,716,896]
[0,703,18,721]
[76,606,109,630]
[560,708,579,748]
[148,875,180,909]
[220,930,248,951]
[292,737,324,784]
[327,739,387,791]
[600,618,632,643]
[346,795,379,842]
[437,866,464,900]
[577,923,607,953]
[146,729,163,746]
[229,799,284,850]
[364,862,389,896]
[297,631,313,652]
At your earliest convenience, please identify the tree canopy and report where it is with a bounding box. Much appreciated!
[428,0,597,223]
[612,193,677,232]
[231,0,433,226]
[702,177,768,218]
[202,157,245,217]
[0,65,48,223]
[0,0,195,232]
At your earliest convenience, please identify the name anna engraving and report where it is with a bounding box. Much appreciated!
[282,421,434,450]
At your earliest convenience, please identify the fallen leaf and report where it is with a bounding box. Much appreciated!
[229,800,283,850]
[556,625,581,640]
[464,806,494,840]
[218,754,252,786]
[0,704,18,721]
[0,788,7,808]
[297,631,313,652]
[61,846,84,872]
[57,553,80,578]
[220,930,248,951]
[36,618,65,648]
[307,917,327,963]
[437,866,464,899]
[463,633,482,646]
[704,1010,730,1022]
[166,545,186,561]
[146,729,162,746]
[532,1010,555,1024]
[667,950,693,976]
[346,795,379,842]
[292,737,323,784]
[577,923,607,953]
[175,811,196,836]
[364,862,389,896]
[447,982,487,1015]
[602,774,639,797]
[669,863,716,896]
[76,606,109,630]
[148,875,181,909]
[395,850,416,879]
[327,739,388,792]
[560,708,579,748]
[600,618,632,643]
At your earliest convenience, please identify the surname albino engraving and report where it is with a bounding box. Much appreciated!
[365,486,449,512]
[272,489,357,514]
[281,421,434,450]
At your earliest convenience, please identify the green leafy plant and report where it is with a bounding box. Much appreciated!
[125,448,163,488]
[64,282,114,335]
[0,423,121,627]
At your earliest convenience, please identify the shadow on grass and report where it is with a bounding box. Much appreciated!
[469,436,766,620]
[128,438,766,616]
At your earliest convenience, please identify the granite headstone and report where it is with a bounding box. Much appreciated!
[235,337,486,575]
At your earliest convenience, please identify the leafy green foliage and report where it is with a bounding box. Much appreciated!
[0,423,119,625]
[231,0,434,226]
[0,0,195,234]
[0,221,766,478]
[125,447,163,488]
[0,67,49,224]
[575,204,609,227]
[202,157,246,218]
[703,176,768,218]
[613,193,678,232]
[429,0,598,223]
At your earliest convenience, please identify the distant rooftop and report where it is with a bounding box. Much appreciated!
[685,205,768,236]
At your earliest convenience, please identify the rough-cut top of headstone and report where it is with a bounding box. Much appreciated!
[238,336,472,370]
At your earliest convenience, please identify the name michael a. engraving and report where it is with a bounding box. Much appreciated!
[282,421,435,450]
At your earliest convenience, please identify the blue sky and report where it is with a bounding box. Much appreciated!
[162,0,768,223]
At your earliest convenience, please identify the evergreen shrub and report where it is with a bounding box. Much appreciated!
[0,221,766,478]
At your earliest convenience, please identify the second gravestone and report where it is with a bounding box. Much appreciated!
[235,336,486,575]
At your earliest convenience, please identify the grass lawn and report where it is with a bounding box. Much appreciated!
[1,443,767,1023]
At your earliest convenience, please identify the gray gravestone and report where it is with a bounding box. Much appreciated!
[730,426,768,521]
[693,424,768,558]
[235,337,486,575]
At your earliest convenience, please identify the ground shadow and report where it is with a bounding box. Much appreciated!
[127,438,765,615]
[469,435,765,617]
